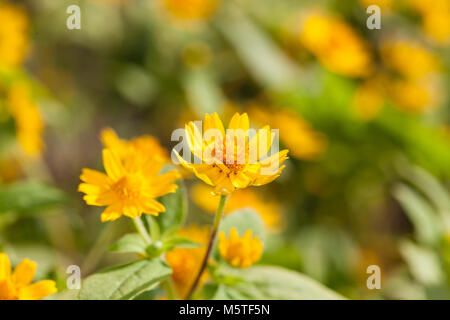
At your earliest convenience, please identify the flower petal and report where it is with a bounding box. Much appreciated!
[12,258,36,288]
[18,280,57,300]
[0,253,11,281]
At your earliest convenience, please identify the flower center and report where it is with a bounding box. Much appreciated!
[111,176,141,202]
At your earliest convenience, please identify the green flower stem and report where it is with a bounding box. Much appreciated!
[133,216,152,244]
[164,279,176,300]
[185,194,228,300]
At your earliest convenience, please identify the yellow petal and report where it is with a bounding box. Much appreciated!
[12,258,36,288]
[102,149,124,181]
[0,279,15,300]
[228,112,249,131]
[248,125,273,161]
[18,280,57,300]
[80,168,111,186]
[0,253,11,281]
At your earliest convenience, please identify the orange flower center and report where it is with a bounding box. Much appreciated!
[111,176,142,201]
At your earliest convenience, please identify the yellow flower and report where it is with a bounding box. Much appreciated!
[299,12,373,78]
[0,1,29,68]
[381,39,439,79]
[175,112,288,195]
[191,183,283,232]
[251,107,326,160]
[166,225,209,298]
[388,78,438,113]
[78,146,180,222]
[218,228,263,268]
[161,0,218,21]
[0,253,57,300]
[406,0,450,45]
[101,128,169,163]
[7,82,44,156]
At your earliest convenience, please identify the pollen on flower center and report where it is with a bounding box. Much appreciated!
[111,176,142,201]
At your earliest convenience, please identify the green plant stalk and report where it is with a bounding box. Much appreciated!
[164,279,176,300]
[133,216,152,244]
[185,194,228,300]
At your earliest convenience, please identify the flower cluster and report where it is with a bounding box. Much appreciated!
[79,130,180,221]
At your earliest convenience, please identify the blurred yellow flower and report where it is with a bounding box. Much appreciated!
[299,12,373,78]
[406,0,450,45]
[191,183,283,231]
[175,112,288,195]
[166,225,209,298]
[0,253,57,300]
[381,40,439,79]
[79,147,180,222]
[218,228,263,268]
[251,107,326,160]
[101,128,169,163]
[7,83,44,157]
[0,1,28,68]
[389,79,438,113]
[162,0,218,21]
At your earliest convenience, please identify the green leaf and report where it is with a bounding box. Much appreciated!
[393,183,442,246]
[162,236,203,251]
[152,170,187,236]
[108,233,147,255]
[399,240,445,286]
[216,5,299,88]
[0,181,65,214]
[219,208,266,243]
[212,266,345,300]
[79,259,172,300]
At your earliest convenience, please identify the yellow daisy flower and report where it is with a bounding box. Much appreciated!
[299,11,373,78]
[218,228,263,268]
[175,112,288,195]
[78,146,180,222]
[0,253,57,300]
[166,225,210,298]
[0,1,29,68]
[191,183,283,232]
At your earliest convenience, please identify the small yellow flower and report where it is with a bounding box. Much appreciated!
[0,253,57,300]
[175,112,288,195]
[166,225,210,297]
[7,82,44,156]
[218,228,263,268]
[299,12,373,78]
[78,144,180,222]
[191,183,283,232]
[101,128,169,163]
[250,107,326,160]
[0,1,29,68]
[405,0,450,45]
[388,78,438,113]
[381,39,439,80]
[161,0,218,21]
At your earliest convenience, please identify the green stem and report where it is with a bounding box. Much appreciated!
[164,279,176,300]
[185,194,228,300]
[133,216,152,244]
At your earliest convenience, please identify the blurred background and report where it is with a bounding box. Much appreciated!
[0,0,449,299]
